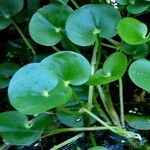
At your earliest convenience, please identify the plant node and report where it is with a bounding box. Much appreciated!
[55,27,61,33]
[92,28,101,35]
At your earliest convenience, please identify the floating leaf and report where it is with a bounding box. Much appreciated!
[8,63,66,115]
[117,17,150,45]
[116,0,129,5]
[129,59,150,91]
[0,74,9,89]
[0,0,24,30]
[66,4,121,46]
[29,2,72,46]
[0,111,49,145]
[125,114,150,130]
[88,146,108,150]
[41,51,91,85]
[88,52,127,85]
[121,43,149,59]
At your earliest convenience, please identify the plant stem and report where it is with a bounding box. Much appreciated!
[119,78,125,127]
[80,108,116,132]
[88,39,99,110]
[52,46,60,52]
[97,85,121,126]
[11,19,36,56]
[50,133,84,150]
[43,126,116,138]
[70,0,79,8]
[101,43,117,49]
[107,38,120,45]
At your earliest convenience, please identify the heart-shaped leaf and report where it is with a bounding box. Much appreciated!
[66,4,121,46]
[129,59,150,91]
[41,51,91,85]
[121,43,149,59]
[88,146,108,150]
[117,17,150,45]
[0,0,24,30]
[29,2,72,46]
[88,52,128,85]
[125,114,150,130]
[0,111,49,145]
[8,63,72,115]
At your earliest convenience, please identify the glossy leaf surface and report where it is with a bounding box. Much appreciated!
[29,2,72,46]
[129,59,150,91]
[0,111,49,145]
[41,51,91,85]
[66,4,121,46]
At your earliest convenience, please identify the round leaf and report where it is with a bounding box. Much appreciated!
[121,43,149,59]
[117,17,150,45]
[0,111,49,145]
[41,51,91,85]
[0,0,24,30]
[125,114,150,130]
[8,63,61,115]
[129,59,150,91]
[127,1,150,14]
[66,4,121,46]
[88,146,108,150]
[29,2,72,46]
[88,52,128,85]
[116,0,129,5]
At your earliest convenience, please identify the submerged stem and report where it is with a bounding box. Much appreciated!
[50,133,84,150]
[70,0,79,8]
[11,19,36,56]
[119,78,125,127]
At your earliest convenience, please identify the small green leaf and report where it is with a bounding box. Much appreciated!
[125,114,150,130]
[41,51,91,85]
[127,1,150,14]
[66,4,121,46]
[56,111,84,127]
[0,0,24,30]
[0,62,20,89]
[0,74,9,89]
[129,59,150,91]
[29,2,72,46]
[0,111,49,145]
[88,52,127,85]
[88,146,108,150]
[117,17,150,45]
[121,43,149,59]
[8,63,59,115]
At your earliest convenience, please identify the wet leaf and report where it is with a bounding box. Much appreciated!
[129,59,150,91]
[125,114,150,130]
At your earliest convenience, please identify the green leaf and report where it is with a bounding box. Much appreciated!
[88,52,127,85]
[121,43,149,59]
[66,4,121,46]
[56,111,84,127]
[0,111,49,145]
[125,114,150,130]
[29,2,72,46]
[129,59,150,91]
[127,0,150,14]
[0,0,24,30]
[116,0,129,5]
[117,17,150,45]
[88,146,108,150]
[8,63,63,115]
[0,74,9,89]
[41,51,91,85]
[0,62,20,89]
